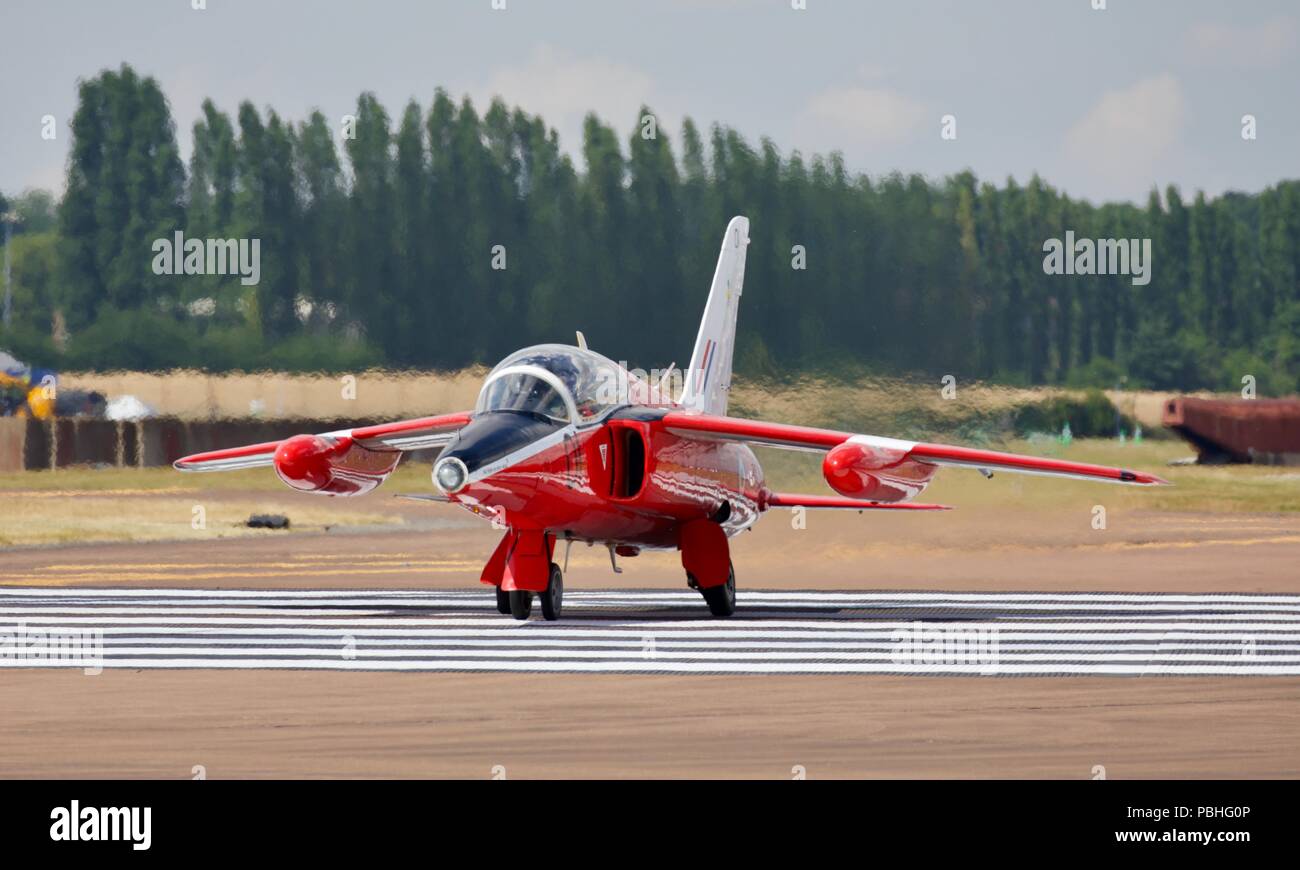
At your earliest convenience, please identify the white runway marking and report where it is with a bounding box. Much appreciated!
[1,587,1299,675]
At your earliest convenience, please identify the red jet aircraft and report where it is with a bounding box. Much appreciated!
[176,217,1168,620]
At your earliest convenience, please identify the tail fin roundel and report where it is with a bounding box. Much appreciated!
[681,216,749,415]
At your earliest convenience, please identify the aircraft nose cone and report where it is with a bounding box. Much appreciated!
[432,411,565,494]
[433,456,469,494]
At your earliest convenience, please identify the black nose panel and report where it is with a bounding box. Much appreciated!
[440,411,562,475]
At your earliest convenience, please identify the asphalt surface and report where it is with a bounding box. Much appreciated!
[1,508,1298,777]
[4,586,1300,675]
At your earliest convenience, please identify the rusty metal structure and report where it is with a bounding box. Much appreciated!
[1163,397,1300,465]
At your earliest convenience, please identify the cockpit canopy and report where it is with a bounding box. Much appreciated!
[476,344,627,425]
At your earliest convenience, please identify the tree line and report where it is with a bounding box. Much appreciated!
[1,63,1297,395]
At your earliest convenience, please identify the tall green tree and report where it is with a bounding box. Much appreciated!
[18,65,1300,393]
[58,65,184,326]
[343,92,396,348]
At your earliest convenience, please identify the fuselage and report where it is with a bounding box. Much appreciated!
[437,407,766,550]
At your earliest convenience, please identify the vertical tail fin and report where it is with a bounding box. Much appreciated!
[681,216,749,415]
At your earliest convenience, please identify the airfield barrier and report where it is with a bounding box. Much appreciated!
[0,416,445,472]
[1162,397,1300,464]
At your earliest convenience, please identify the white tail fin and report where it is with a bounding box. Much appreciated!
[681,216,749,415]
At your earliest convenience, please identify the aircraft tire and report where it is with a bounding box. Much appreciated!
[699,564,737,617]
[540,562,564,621]
[509,590,533,620]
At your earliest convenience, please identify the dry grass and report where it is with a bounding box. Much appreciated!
[0,486,408,547]
[58,369,486,421]
[0,466,408,547]
[59,368,1215,431]
[0,491,403,548]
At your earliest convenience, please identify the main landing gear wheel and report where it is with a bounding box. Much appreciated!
[495,587,511,615]
[540,562,563,621]
[697,564,737,617]
[508,590,533,620]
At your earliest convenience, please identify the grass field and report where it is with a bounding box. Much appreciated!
[2,437,1295,549]
[0,466,406,548]
[0,493,403,549]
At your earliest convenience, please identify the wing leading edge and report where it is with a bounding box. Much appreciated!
[662,412,1170,487]
[173,412,472,472]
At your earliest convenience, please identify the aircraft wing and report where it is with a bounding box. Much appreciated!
[173,412,473,472]
[766,493,951,511]
[661,412,1170,486]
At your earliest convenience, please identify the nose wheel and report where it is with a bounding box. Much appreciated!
[500,562,563,621]
[691,563,737,617]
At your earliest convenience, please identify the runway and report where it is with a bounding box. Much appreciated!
[3,586,1300,675]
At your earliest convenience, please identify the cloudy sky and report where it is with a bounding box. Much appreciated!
[3,0,1296,203]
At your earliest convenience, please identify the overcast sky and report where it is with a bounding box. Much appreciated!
[3,0,1297,204]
